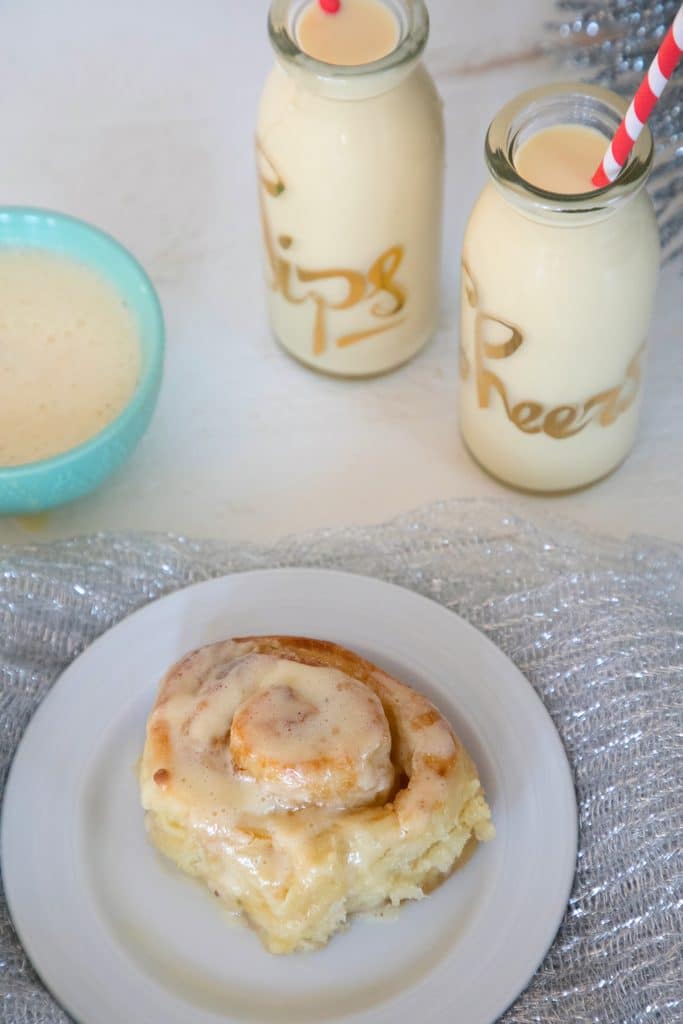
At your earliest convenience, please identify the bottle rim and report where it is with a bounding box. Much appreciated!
[268,0,429,83]
[485,82,654,216]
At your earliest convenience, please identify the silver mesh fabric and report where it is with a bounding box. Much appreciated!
[1,500,681,1023]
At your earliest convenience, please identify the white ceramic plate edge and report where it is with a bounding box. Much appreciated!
[1,568,578,1024]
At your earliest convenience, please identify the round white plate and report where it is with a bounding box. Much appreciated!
[2,569,577,1024]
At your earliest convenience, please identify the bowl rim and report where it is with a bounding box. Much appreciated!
[0,206,165,482]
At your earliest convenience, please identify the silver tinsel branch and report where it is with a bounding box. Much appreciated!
[553,0,683,263]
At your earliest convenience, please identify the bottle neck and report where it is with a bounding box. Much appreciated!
[485,83,654,226]
[268,0,428,100]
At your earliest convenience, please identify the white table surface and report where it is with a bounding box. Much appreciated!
[0,0,681,546]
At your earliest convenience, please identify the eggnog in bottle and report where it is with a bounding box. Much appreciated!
[297,0,399,65]
[459,83,660,492]
[258,0,444,377]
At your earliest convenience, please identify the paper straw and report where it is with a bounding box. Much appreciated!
[592,3,683,188]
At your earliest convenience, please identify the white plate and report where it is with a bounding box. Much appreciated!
[2,569,577,1024]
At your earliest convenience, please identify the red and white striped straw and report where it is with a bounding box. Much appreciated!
[592,3,683,188]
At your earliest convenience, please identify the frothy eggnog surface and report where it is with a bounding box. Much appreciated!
[515,124,609,194]
[297,0,400,66]
[0,249,140,467]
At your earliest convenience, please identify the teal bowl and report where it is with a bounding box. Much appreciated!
[0,208,164,516]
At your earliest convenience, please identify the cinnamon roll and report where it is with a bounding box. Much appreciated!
[139,636,494,953]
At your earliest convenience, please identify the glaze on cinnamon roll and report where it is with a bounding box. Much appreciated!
[139,636,494,953]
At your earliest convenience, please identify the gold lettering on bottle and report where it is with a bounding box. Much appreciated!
[295,267,367,355]
[462,261,478,309]
[257,139,408,356]
[460,260,643,439]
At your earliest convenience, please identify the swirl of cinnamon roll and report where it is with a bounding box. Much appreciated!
[139,636,494,954]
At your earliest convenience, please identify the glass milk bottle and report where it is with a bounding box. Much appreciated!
[257,0,444,377]
[458,83,660,492]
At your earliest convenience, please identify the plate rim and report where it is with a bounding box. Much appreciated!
[1,567,578,1024]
